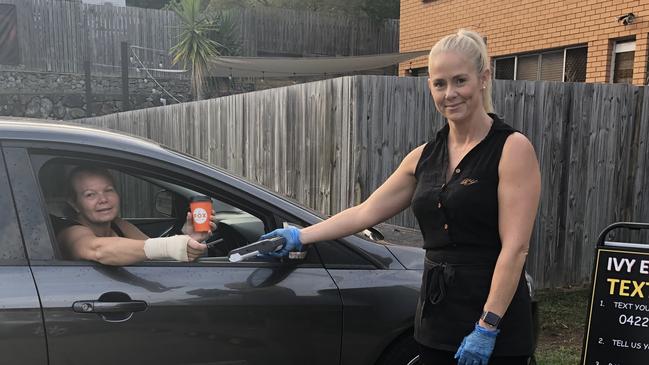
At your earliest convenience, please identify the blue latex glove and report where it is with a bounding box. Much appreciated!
[260,227,302,257]
[454,323,500,365]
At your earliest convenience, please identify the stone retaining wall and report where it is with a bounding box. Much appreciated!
[0,70,191,119]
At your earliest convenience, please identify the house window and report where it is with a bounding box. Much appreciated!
[540,51,564,81]
[0,4,19,65]
[494,57,515,80]
[611,40,635,84]
[409,67,428,77]
[493,46,587,83]
[516,55,539,81]
[564,47,588,82]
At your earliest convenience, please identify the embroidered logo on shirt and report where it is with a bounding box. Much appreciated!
[460,178,478,186]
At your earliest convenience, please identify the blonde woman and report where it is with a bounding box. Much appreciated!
[263,29,540,365]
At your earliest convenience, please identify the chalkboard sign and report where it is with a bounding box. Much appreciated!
[582,223,649,365]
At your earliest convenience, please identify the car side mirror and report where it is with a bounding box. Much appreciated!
[362,227,385,241]
[154,190,173,217]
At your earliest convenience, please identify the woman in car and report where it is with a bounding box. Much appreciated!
[263,29,541,365]
[54,165,214,265]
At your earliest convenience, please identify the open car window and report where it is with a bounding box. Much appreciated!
[31,153,271,263]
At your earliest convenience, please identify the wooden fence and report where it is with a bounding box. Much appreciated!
[231,6,399,57]
[2,0,399,76]
[75,76,649,289]
[2,0,180,76]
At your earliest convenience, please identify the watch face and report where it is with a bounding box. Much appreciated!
[482,311,501,326]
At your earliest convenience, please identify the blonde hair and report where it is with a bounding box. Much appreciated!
[428,29,493,113]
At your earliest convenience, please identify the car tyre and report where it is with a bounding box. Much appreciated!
[376,334,420,365]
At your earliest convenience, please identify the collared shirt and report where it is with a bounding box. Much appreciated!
[411,114,516,251]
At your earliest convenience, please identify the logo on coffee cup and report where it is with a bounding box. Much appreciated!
[193,208,208,224]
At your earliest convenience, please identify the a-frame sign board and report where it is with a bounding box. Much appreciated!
[582,222,649,365]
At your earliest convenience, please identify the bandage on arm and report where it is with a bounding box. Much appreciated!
[143,235,190,262]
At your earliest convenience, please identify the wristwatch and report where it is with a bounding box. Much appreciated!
[480,311,502,328]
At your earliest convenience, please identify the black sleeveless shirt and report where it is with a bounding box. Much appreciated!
[412,113,515,252]
[411,114,534,356]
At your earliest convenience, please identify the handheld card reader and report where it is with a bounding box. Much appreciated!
[228,237,286,262]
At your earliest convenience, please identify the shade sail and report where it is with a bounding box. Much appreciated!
[206,50,428,78]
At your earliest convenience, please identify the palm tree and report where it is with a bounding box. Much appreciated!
[170,0,234,100]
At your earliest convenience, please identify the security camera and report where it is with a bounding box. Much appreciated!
[618,13,636,26]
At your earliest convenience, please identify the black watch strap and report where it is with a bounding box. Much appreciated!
[481,311,501,327]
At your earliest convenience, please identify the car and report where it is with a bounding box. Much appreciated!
[0,118,424,365]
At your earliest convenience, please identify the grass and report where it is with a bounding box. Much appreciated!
[534,286,590,365]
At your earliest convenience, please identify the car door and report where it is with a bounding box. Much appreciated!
[5,145,342,365]
[0,146,48,365]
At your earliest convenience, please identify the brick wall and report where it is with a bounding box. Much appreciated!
[400,0,649,85]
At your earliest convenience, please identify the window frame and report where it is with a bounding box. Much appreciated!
[494,56,516,80]
[44,161,271,264]
[8,143,281,265]
[5,140,383,269]
[610,39,636,84]
[409,66,428,77]
[493,45,587,82]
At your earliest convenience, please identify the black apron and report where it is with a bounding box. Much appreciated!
[411,115,534,356]
[415,248,533,356]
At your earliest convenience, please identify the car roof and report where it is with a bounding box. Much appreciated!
[0,117,169,156]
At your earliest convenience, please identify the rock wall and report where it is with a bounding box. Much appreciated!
[0,70,191,119]
[0,69,357,120]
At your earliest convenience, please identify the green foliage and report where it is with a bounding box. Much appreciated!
[207,12,240,56]
[358,0,399,20]
[169,0,240,100]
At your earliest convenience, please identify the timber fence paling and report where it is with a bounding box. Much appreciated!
[632,87,649,244]
[233,6,399,57]
[6,0,398,76]
[3,0,186,77]
[73,76,649,289]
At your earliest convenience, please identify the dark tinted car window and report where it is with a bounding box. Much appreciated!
[0,151,26,262]
[315,241,375,269]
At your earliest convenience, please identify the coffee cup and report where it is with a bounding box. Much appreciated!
[189,196,212,232]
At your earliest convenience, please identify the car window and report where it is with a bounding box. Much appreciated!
[30,153,271,263]
[37,161,169,220]
[314,241,376,269]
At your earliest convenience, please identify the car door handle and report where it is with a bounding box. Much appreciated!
[73,300,148,314]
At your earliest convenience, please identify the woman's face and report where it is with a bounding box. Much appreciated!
[70,172,120,224]
[427,51,489,123]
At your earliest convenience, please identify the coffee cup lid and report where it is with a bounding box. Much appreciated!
[190,195,211,202]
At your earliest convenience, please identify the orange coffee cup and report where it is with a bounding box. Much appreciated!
[190,196,212,232]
